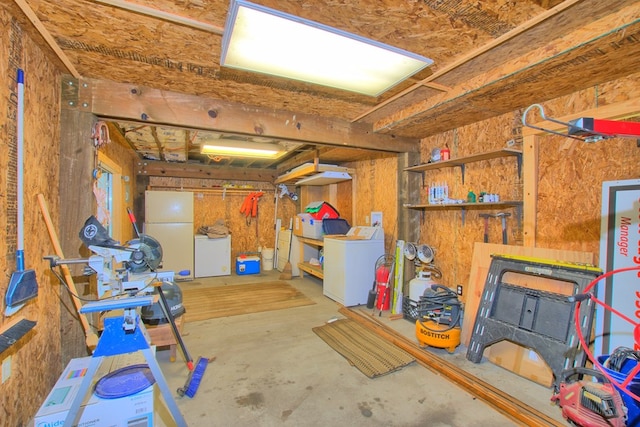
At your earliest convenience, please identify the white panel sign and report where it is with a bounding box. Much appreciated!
[598,179,640,355]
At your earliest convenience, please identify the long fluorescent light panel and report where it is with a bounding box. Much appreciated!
[221,0,433,96]
[201,144,282,158]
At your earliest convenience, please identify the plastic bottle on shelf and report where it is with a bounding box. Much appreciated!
[467,190,476,203]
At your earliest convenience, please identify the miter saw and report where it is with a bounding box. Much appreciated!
[45,216,184,328]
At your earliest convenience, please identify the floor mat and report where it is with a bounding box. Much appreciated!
[312,318,415,378]
[181,281,315,322]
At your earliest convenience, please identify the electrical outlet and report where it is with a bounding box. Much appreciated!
[457,285,463,296]
[365,216,369,224]
[2,356,11,383]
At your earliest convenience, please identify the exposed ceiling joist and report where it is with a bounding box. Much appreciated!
[352,0,583,122]
[375,4,640,137]
[12,0,80,77]
[92,0,225,34]
[85,78,420,153]
[9,0,639,171]
[137,159,278,181]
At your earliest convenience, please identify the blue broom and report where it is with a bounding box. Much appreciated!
[177,356,213,398]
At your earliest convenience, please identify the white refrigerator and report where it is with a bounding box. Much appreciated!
[144,190,194,280]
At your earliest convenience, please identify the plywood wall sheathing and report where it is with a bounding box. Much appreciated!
[412,74,640,300]
[522,76,640,250]
[0,10,64,426]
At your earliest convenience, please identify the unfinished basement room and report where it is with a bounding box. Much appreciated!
[1,0,640,426]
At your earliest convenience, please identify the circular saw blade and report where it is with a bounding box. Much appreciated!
[127,234,163,273]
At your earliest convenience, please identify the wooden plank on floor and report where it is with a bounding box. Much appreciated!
[340,307,564,427]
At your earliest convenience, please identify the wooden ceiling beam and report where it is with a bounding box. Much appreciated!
[276,146,338,174]
[375,8,640,137]
[92,0,224,35]
[137,160,277,182]
[352,0,583,122]
[86,79,420,153]
[13,0,80,77]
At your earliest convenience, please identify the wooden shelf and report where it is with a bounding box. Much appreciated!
[296,236,324,279]
[404,201,523,225]
[404,201,523,210]
[298,262,324,279]
[275,163,354,185]
[405,148,522,185]
[404,148,522,173]
[297,236,324,247]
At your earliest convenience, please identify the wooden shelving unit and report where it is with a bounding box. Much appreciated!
[404,148,523,224]
[296,236,324,279]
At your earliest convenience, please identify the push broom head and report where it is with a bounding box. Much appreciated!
[177,357,210,398]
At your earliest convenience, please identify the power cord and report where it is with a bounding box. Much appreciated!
[417,284,462,332]
[604,346,640,372]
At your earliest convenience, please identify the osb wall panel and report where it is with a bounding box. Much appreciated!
[419,112,529,300]
[349,156,398,255]
[148,177,298,257]
[530,72,640,257]
[417,73,640,301]
[0,12,63,427]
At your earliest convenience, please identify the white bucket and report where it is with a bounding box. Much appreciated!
[262,248,274,271]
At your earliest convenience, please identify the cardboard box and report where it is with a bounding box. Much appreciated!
[236,256,260,275]
[293,214,304,237]
[345,226,384,240]
[35,355,154,427]
[487,341,553,387]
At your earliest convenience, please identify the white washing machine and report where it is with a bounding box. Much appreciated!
[194,235,231,277]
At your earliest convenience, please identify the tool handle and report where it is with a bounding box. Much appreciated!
[16,69,24,254]
[157,282,194,370]
[127,207,141,237]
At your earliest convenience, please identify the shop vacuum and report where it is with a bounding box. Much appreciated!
[414,284,462,353]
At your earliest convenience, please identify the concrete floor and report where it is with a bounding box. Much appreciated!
[151,270,565,427]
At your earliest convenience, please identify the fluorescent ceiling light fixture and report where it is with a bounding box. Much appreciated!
[201,143,283,158]
[221,0,433,96]
[296,171,352,186]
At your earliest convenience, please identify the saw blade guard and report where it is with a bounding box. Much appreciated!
[126,234,163,273]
